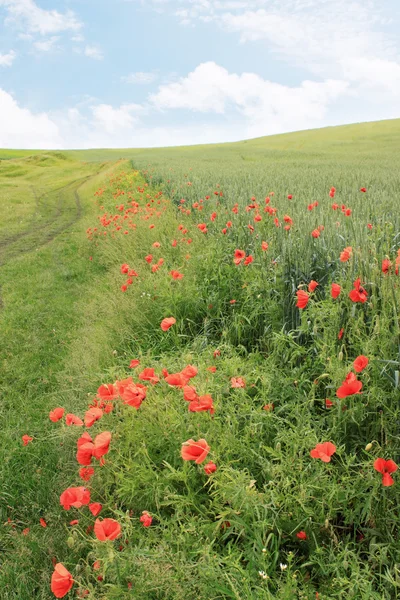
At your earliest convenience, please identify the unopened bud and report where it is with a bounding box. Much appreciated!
[338,351,343,361]
[365,443,373,452]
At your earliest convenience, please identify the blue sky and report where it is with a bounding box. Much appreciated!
[0,0,399,148]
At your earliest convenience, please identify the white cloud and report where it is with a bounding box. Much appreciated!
[0,0,82,35]
[121,71,157,84]
[150,61,348,137]
[91,103,144,134]
[141,0,400,101]
[33,35,59,52]
[0,49,16,66]
[84,45,103,60]
[0,56,396,150]
[71,33,84,42]
[17,31,32,40]
[0,88,62,147]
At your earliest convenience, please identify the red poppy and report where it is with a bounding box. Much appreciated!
[84,407,103,428]
[336,372,363,398]
[310,442,336,462]
[287,194,293,200]
[263,403,274,411]
[181,365,198,379]
[170,270,184,280]
[40,518,47,528]
[65,414,83,427]
[353,355,369,373]
[244,255,254,265]
[89,502,102,516]
[296,290,309,309]
[139,511,152,527]
[92,432,112,460]
[182,385,198,401]
[311,229,320,238]
[161,317,176,331]
[165,372,190,388]
[49,407,65,422]
[129,359,140,368]
[181,439,210,464]
[51,563,74,598]
[233,249,245,265]
[77,432,95,466]
[331,283,341,299]
[382,259,392,274]
[308,280,318,292]
[144,254,153,264]
[261,241,269,251]
[204,461,217,474]
[188,394,215,414]
[79,467,95,482]
[325,398,334,408]
[139,368,159,384]
[97,384,119,401]
[373,458,397,486]
[338,328,344,340]
[360,187,367,193]
[116,377,147,408]
[60,486,90,510]
[120,264,129,274]
[207,366,217,373]
[340,246,352,262]
[94,518,121,541]
[349,278,368,303]
[296,531,307,540]
[231,377,246,388]
[22,434,33,446]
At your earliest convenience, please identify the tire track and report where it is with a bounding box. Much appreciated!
[0,177,89,252]
[0,165,108,310]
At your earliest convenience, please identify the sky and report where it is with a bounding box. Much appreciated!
[0,0,399,149]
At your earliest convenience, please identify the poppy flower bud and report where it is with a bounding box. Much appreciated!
[338,351,343,361]
[365,443,373,452]
[67,536,75,548]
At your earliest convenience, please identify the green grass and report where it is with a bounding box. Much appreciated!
[1,119,400,600]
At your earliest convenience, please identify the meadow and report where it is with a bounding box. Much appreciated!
[0,118,399,599]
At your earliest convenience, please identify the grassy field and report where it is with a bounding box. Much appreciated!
[0,119,400,599]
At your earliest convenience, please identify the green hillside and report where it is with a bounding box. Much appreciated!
[1,119,400,600]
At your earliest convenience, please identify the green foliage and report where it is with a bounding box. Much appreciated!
[1,121,400,599]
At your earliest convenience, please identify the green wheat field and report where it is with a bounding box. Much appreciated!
[1,118,400,599]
